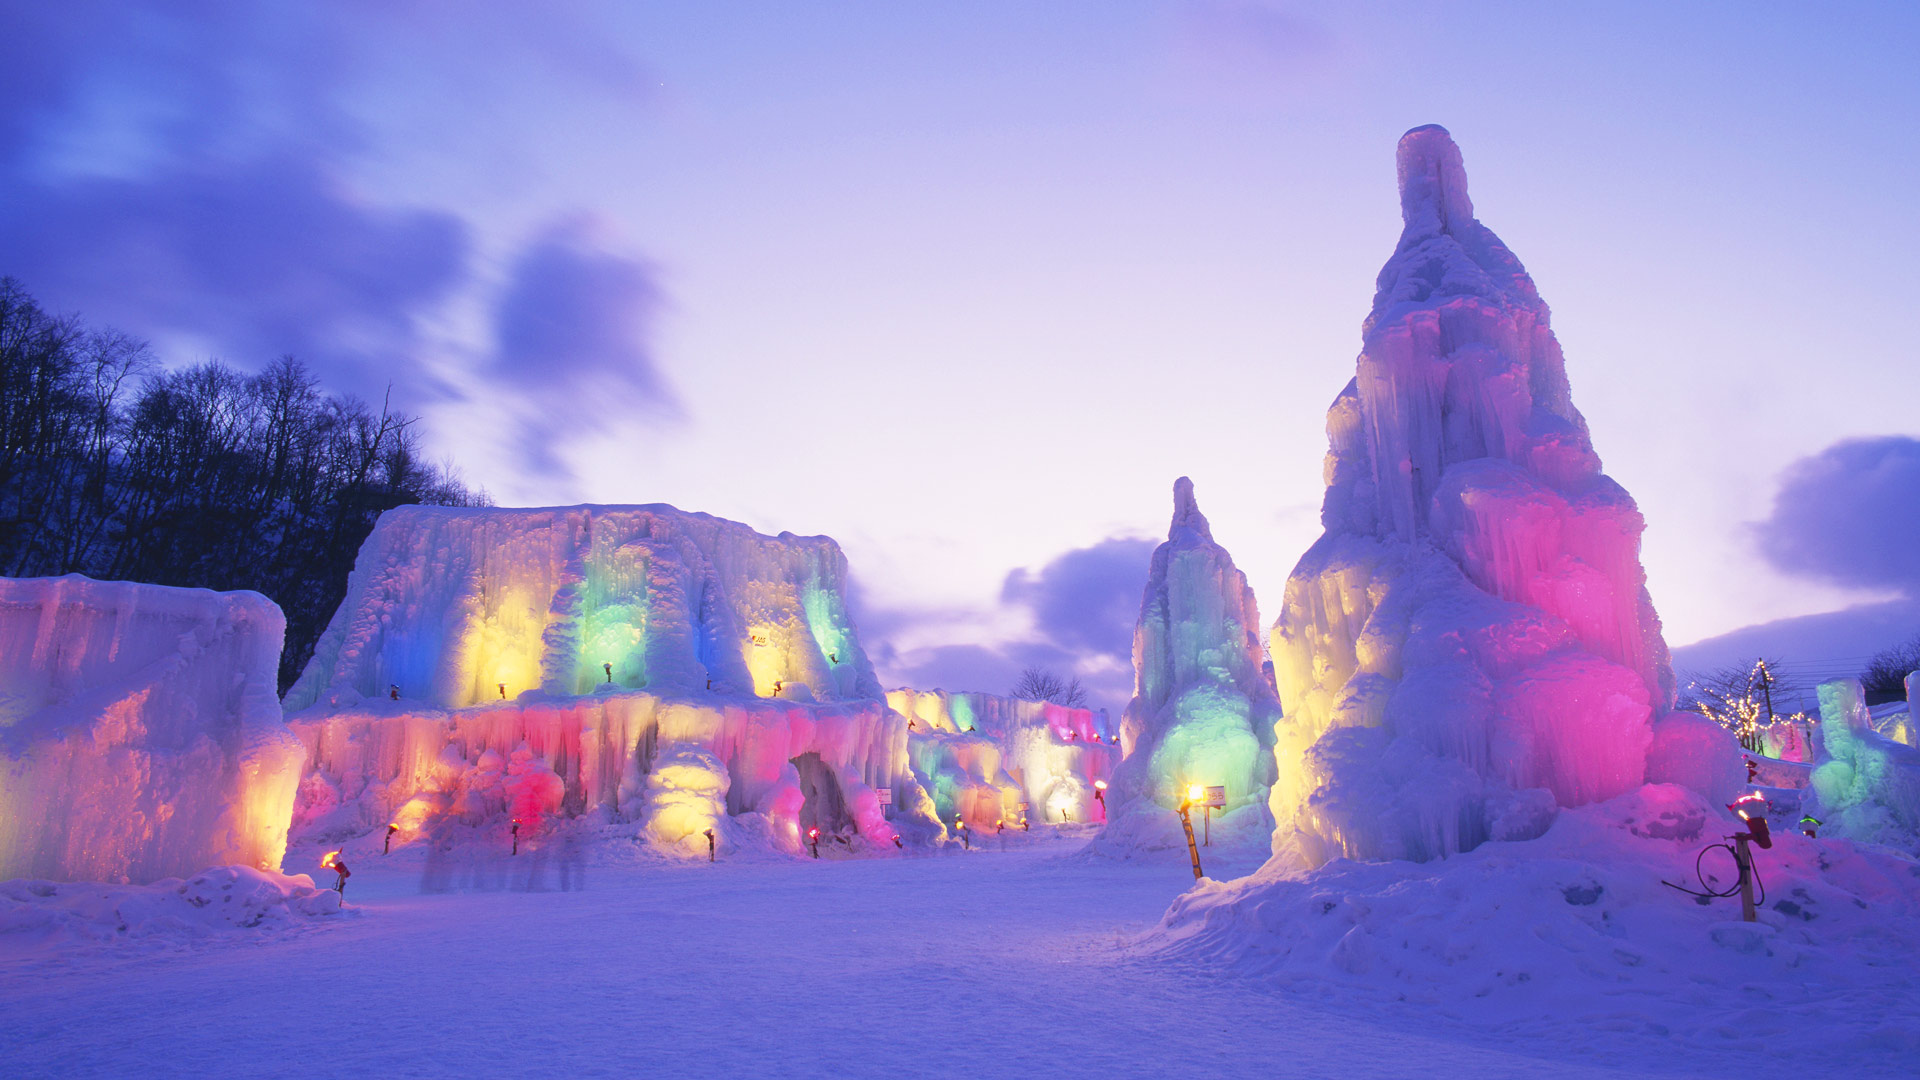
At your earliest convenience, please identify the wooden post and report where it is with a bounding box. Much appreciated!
[1177,803,1204,881]
[1734,835,1756,922]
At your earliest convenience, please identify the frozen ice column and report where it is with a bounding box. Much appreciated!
[1098,477,1280,851]
[1269,126,1673,864]
[0,575,305,883]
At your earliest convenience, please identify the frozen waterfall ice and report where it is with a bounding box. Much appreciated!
[1268,125,1703,865]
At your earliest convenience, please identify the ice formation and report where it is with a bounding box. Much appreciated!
[1268,126,1690,865]
[887,688,1114,831]
[0,575,305,883]
[285,503,1111,856]
[1097,478,1279,851]
[1809,678,1920,847]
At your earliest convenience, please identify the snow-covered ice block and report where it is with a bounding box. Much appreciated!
[0,575,304,884]
[286,503,883,710]
[1266,126,1677,865]
[1644,710,1744,808]
[1096,478,1280,854]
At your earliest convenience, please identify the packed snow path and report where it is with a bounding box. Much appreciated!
[0,835,1892,1079]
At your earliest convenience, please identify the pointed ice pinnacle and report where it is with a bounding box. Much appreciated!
[1396,123,1474,233]
[1169,475,1213,543]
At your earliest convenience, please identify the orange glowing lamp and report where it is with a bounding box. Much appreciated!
[1094,780,1108,791]
[1185,783,1205,805]
[320,850,341,869]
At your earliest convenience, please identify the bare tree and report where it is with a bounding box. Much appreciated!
[1010,667,1088,709]
[1861,635,1920,704]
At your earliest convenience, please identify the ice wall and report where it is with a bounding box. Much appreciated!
[1268,126,1676,865]
[286,504,883,711]
[885,688,1114,829]
[1098,478,1279,852]
[290,689,910,854]
[0,575,305,883]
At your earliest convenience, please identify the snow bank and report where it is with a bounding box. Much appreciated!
[1097,478,1280,854]
[0,575,305,884]
[0,865,341,946]
[1268,126,1681,865]
[1154,784,1920,1052]
[887,688,1114,831]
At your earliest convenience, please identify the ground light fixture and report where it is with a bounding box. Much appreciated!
[808,827,820,858]
[1093,780,1108,822]
[384,823,398,854]
[510,819,521,855]
[320,850,349,894]
[497,681,506,700]
[703,828,715,862]
[604,662,613,683]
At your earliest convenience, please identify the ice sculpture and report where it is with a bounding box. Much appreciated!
[286,504,914,855]
[1268,126,1681,864]
[0,575,305,883]
[885,688,1113,830]
[1097,478,1280,851]
[1810,678,1920,846]
[286,503,1114,856]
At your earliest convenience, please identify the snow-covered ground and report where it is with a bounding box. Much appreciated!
[3,825,1911,1079]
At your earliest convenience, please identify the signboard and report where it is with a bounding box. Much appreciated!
[1203,786,1226,809]
[876,788,893,806]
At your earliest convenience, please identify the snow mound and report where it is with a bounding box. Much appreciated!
[0,865,343,947]
[0,574,305,883]
[1153,784,1920,1057]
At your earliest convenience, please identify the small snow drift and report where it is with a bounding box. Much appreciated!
[1269,125,1695,865]
[1096,478,1280,854]
[0,575,305,884]
[0,865,341,946]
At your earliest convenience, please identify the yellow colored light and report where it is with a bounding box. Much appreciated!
[1186,784,1205,803]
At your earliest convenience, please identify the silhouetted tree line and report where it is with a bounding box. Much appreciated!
[0,279,486,690]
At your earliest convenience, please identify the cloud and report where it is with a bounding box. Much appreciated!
[1000,536,1157,663]
[0,157,468,393]
[0,5,467,396]
[1754,436,1920,595]
[854,535,1155,714]
[487,221,680,478]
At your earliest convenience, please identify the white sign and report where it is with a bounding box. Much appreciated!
[1203,786,1226,809]
[875,789,893,806]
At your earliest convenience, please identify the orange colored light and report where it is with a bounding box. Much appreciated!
[1185,784,1205,803]
[320,850,341,868]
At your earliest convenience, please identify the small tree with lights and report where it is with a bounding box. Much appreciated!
[1680,658,1811,753]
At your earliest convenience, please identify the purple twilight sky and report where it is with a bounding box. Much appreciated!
[4,2,1918,714]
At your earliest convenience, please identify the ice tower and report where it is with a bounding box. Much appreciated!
[1098,478,1280,851]
[1270,126,1679,864]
